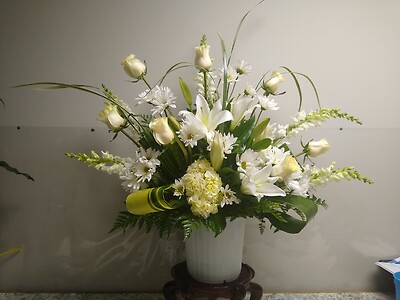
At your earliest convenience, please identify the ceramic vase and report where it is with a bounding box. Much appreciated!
[185,218,246,283]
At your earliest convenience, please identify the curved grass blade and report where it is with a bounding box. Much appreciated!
[280,66,303,112]
[228,0,265,65]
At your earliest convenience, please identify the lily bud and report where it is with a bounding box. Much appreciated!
[307,138,331,157]
[210,132,224,171]
[194,45,212,70]
[121,54,146,79]
[149,117,175,145]
[263,71,284,95]
[97,105,126,131]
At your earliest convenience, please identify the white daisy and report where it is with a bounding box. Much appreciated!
[237,149,260,173]
[256,95,279,111]
[220,185,240,207]
[235,60,252,75]
[178,121,205,148]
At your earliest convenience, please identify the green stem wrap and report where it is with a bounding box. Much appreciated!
[126,185,175,215]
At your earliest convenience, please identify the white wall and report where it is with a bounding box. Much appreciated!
[0,0,399,293]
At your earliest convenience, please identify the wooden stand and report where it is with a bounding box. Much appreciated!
[163,261,263,300]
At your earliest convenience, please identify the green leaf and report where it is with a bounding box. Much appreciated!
[249,117,270,142]
[158,141,188,180]
[205,214,227,236]
[179,77,193,109]
[218,34,228,110]
[251,138,272,151]
[266,195,318,234]
[232,116,256,151]
[0,161,34,181]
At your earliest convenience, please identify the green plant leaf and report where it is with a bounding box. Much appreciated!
[251,138,272,151]
[249,117,270,142]
[232,116,256,152]
[266,195,318,234]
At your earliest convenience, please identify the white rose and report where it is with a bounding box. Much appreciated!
[272,155,301,181]
[121,54,146,79]
[97,105,126,131]
[307,138,331,157]
[194,45,212,70]
[263,71,284,95]
[149,117,175,145]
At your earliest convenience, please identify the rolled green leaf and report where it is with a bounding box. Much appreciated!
[126,185,175,215]
[266,195,318,234]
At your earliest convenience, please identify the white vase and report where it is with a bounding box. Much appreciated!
[184,218,246,284]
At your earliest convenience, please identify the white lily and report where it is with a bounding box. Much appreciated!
[240,164,286,200]
[180,94,233,137]
[230,95,258,130]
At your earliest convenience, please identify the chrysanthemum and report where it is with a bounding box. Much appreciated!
[285,172,310,197]
[237,149,260,173]
[178,121,205,148]
[256,95,279,111]
[235,60,252,75]
[136,86,176,115]
[134,159,157,182]
[220,185,240,207]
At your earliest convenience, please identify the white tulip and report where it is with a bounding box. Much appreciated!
[307,138,331,157]
[97,105,126,131]
[121,54,146,79]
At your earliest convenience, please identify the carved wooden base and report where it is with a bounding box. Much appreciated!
[163,261,263,300]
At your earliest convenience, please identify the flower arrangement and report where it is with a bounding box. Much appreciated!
[18,5,371,239]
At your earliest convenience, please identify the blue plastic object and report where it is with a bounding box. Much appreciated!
[394,272,400,300]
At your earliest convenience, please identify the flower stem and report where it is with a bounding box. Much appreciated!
[142,77,152,90]
[121,129,141,148]
[203,71,209,104]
